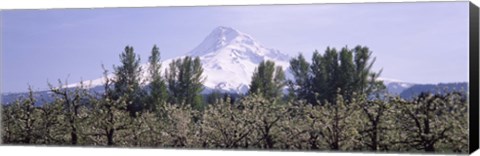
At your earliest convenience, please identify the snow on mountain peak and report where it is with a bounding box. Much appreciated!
[188,26,248,56]
[184,26,291,93]
[67,26,292,94]
[206,26,243,44]
[188,26,289,61]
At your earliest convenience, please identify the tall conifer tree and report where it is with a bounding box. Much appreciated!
[147,45,168,112]
[289,45,384,105]
[113,46,144,116]
[165,56,205,109]
[249,60,286,100]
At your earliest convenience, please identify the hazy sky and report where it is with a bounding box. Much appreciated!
[1,2,470,93]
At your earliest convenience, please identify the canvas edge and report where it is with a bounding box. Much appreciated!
[469,1,479,154]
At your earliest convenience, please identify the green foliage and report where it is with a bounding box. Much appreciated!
[206,89,224,105]
[288,54,311,101]
[249,60,286,100]
[37,97,68,144]
[1,103,15,143]
[165,56,205,110]
[392,92,468,153]
[305,93,362,151]
[2,86,43,144]
[146,45,168,113]
[85,68,133,146]
[0,45,469,154]
[356,95,395,151]
[48,79,91,145]
[113,46,145,116]
[290,46,384,105]
[201,96,254,148]
[241,95,287,149]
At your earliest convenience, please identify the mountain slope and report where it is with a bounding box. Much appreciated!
[67,26,291,94]
[377,77,415,95]
[189,26,290,93]
[399,82,468,100]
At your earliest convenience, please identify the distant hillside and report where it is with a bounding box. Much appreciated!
[399,82,468,100]
[1,90,54,106]
[1,85,105,106]
[378,78,415,95]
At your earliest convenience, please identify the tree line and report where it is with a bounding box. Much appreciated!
[1,45,468,153]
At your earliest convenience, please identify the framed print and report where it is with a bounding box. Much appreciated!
[1,1,479,155]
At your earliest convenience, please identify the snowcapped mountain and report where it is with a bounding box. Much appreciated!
[0,25,427,105]
[67,26,291,94]
[56,27,417,95]
[188,26,290,93]
[1,26,462,105]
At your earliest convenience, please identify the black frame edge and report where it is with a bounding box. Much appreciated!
[469,1,480,154]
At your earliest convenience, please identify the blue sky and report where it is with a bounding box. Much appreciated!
[1,2,469,93]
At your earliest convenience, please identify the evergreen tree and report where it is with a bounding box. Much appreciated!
[0,44,470,154]
[352,46,384,96]
[248,60,286,100]
[322,47,340,103]
[165,56,205,109]
[147,45,168,113]
[338,47,355,100]
[309,50,328,105]
[288,53,311,101]
[206,89,224,105]
[273,66,287,98]
[290,45,383,105]
[113,46,144,116]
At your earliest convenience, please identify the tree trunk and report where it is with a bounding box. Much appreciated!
[371,122,378,151]
[107,128,114,146]
[70,119,78,145]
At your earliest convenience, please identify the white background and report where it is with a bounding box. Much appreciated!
[0,0,479,156]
